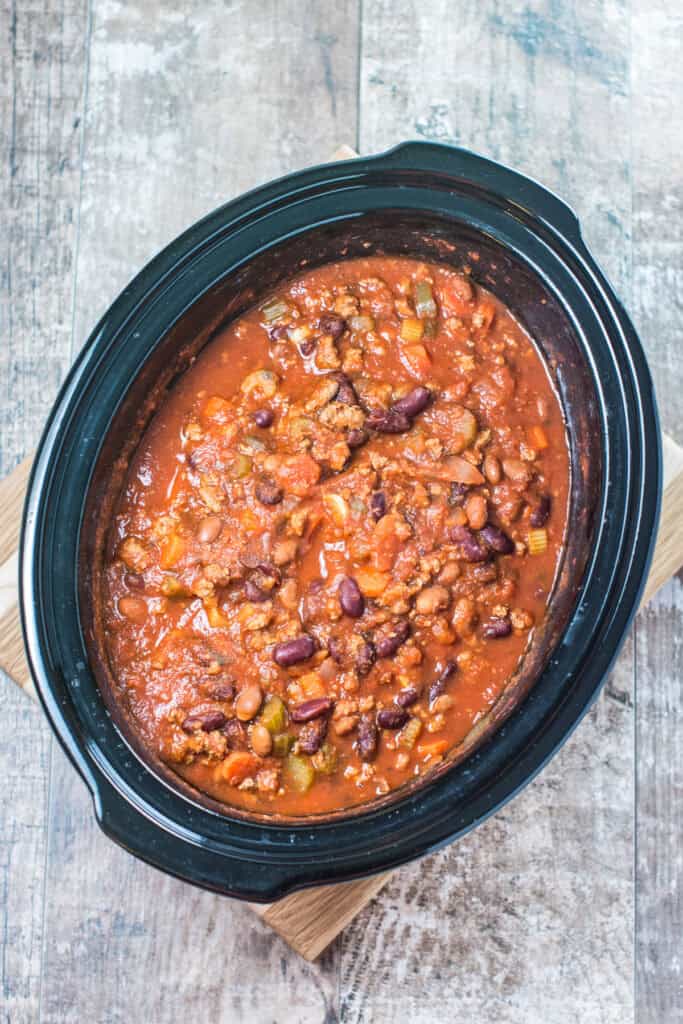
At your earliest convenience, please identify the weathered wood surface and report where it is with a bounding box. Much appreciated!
[1,1,681,1021]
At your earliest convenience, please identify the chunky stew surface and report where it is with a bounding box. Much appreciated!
[101,256,570,816]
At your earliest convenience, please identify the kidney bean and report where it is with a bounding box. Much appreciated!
[268,324,289,342]
[428,660,457,705]
[370,490,387,521]
[124,571,145,590]
[365,407,412,433]
[395,685,421,708]
[347,427,369,448]
[250,722,273,756]
[235,684,263,721]
[181,709,227,733]
[355,641,376,676]
[391,386,432,418]
[252,408,274,428]
[255,477,284,506]
[479,523,515,554]
[297,716,328,754]
[448,482,469,506]
[377,707,409,730]
[244,578,269,603]
[451,523,490,562]
[290,697,334,722]
[482,616,512,639]
[223,718,248,749]
[375,619,411,658]
[327,636,344,663]
[339,576,365,618]
[299,338,317,357]
[204,681,236,702]
[530,494,551,527]
[273,634,316,667]
[319,315,347,339]
[357,713,378,762]
[330,371,358,405]
[196,515,223,544]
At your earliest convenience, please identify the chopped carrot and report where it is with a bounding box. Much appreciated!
[159,532,184,569]
[355,567,390,598]
[276,454,321,497]
[528,425,549,450]
[219,751,260,786]
[202,395,232,422]
[370,512,410,572]
[418,739,449,757]
[400,318,425,344]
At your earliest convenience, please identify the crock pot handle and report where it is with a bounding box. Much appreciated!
[365,141,585,250]
[90,771,298,902]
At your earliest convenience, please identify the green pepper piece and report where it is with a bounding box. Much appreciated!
[399,717,423,749]
[414,281,437,319]
[261,695,287,734]
[271,733,294,758]
[284,753,315,793]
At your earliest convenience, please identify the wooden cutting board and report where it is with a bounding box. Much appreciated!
[2,146,683,957]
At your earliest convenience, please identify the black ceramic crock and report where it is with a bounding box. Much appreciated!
[20,142,660,901]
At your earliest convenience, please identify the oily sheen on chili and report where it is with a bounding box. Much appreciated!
[101,256,570,816]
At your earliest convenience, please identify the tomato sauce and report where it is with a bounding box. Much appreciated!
[100,256,570,816]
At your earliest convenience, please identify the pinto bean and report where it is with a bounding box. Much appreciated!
[290,697,334,722]
[479,523,515,554]
[415,585,450,615]
[339,576,365,618]
[482,616,512,639]
[530,494,552,527]
[450,523,490,562]
[391,386,432,418]
[250,722,273,756]
[365,407,412,433]
[273,634,316,667]
[375,619,411,658]
[255,477,284,506]
[357,713,378,761]
[452,596,477,638]
[428,660,458,705]
[465,493,488,531]
[181,709,227,733]
[483,454,502,484]
[297,716,328,754]
[196,515,223,544]
[377,707,409,730]
[235,684,263,721]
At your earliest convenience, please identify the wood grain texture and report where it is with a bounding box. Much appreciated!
[36,2,359,1022]
[631,2,683,1020]
[2,0,682,1020]
[351,2,638,1021]
[0,1,88,1022]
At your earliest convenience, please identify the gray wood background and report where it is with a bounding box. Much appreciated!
[1,1,681,1021]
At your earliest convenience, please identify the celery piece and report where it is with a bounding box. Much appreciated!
[261,695,287,734]
[284,753,315,792]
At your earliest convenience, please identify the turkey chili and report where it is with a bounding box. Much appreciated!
[101,256,570,816]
